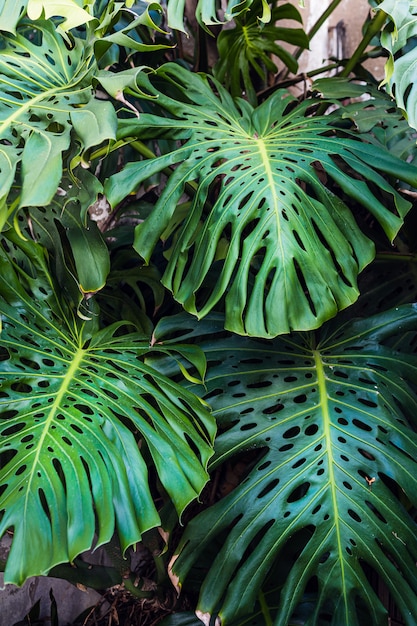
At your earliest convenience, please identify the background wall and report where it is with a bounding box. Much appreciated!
[288,0,385,79]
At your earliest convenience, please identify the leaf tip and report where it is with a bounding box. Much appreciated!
[196,610,220,626]
[168,554,181,595]
[158,526,169,545]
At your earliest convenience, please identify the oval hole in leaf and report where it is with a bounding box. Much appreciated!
[294,393,307,404]
[11,382,32,393]
[283,426,300,439]
[319,551,330,564]
[204,388,224,400]
[53,458,66,489]
[347,509,361,523]
[292,457,306,469]
[262,402,284,415]
[38,488,50,520]
[334,370,348,379]
[365,501,387,524]
[1,423,25,436]
[258,461,272,471]
[257,479,280,498]
[358,398,378,409]
[247,381,272,389]
[287,482,310,503]
[358,448,375,461]
[20,357,40,370]
[240,423,257,431]
[15,464,26,476]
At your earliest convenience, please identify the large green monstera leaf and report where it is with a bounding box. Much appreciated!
[154,307,417,625]
[214,1,309,104]
[105,63,417,338]
[377,0,417,130]
[0,233,214,586]
[0,19,116,220]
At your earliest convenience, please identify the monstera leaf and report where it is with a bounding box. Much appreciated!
[165,0,271,33]
[0,232,214,585]
[152,307,417,625]
[105,63,417,338]
[377,0,417,130]
[0,19,116,221]
[0,0,96,34]
[214,1,309,104]
[0,0,27,33]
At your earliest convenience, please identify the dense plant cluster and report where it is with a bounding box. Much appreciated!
[1,1,417,624]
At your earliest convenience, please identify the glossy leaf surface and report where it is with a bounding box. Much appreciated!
[26,0,95,31]
[0,0,27,33]
[163,307,417,625]
[165,0,271,32]
[0,233,214,585]
[106,64,417,337]
[0,20,116,217]
[214,2,309,104]
[377,0,417,130]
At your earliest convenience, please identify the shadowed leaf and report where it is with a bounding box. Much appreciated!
[0,233,215,585]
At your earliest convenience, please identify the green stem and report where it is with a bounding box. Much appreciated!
[89,139,133,162]
[130,140,199,197]
[261,62,340,97]
[294,0,344,62]
[91,138,199,201]
[123,576,154,599]
[339,9,387,78]
[258,590,273,626]
[375,253,417,263]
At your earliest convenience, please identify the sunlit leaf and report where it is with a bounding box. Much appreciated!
[27,0,95,31]
[377,0,417,130]
[0,0,27,34]
[105,64,417,337]
[165,0,254,32]
[0,232,215,585]
[0,20,116,219]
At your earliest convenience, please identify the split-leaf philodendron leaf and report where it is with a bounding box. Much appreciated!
[164,0,271,33]
[377,0,417,130]
[105,63,417,338]
[0,233,215,586]
[214,1,309,105]
[154,308,417,625]
[0,19,116,222]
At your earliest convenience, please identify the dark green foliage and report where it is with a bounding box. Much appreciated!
[1,3,417,626]
[161,307,417,624]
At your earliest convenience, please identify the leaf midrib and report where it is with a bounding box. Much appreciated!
[23,346,85,508]
[313,347,348,620]
[256,136,288,305]
[0,83,92,137]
